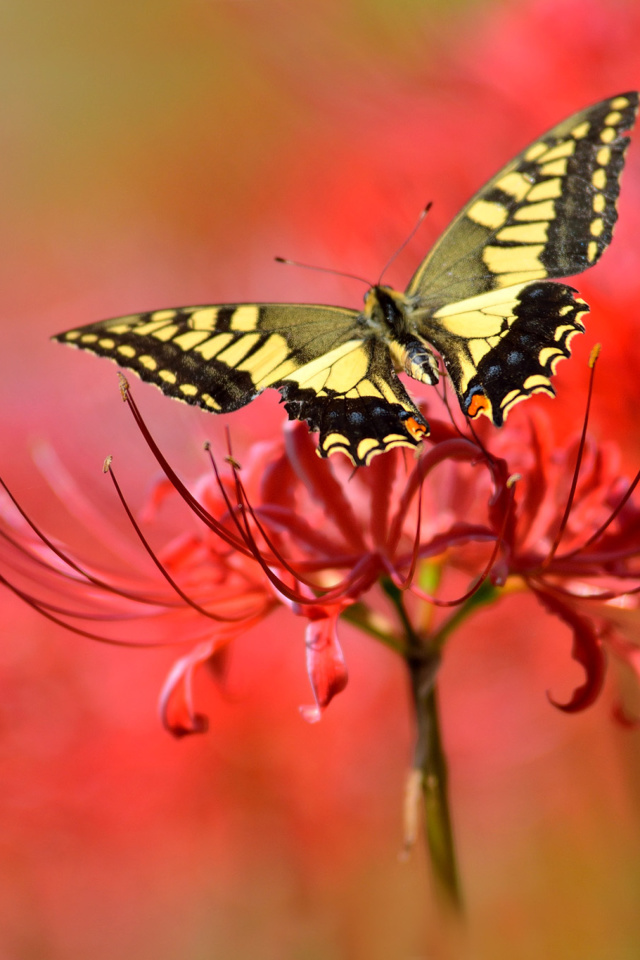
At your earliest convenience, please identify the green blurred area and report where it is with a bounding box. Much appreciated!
[0,0,473,224]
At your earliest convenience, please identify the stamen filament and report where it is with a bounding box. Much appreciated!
[121,383,249,554]
[106,462,260,623]
[543,347,599,565]
[0,474,182,607]
[554,467,640,561]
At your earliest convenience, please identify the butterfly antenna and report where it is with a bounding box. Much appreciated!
[274,257,371,288]
[378,202,432,285]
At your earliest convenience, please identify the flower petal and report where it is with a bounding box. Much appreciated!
[159,640,215,737]
[284,422,367,552]
[536,590,606,712]
[300,607,349,723]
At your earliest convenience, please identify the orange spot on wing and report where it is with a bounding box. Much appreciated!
[405,416,428,441]
[467,393,492,419]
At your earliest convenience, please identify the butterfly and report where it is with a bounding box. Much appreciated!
[55,92,638,466]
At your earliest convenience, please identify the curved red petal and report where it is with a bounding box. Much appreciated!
[536,590,606,713]
[284,422,367,552]
[158,640,215,737]
[300,607,349,723]
[259,449,299,509]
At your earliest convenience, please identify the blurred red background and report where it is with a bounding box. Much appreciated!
[1,0,640,956]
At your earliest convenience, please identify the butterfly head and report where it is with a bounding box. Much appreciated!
[363,284,409,329]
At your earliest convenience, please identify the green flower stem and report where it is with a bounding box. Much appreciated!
[345,575,502,911]
[340,602,405,653]
[381,578,463,911]
[412,672,461,911]
[431,579,500,652]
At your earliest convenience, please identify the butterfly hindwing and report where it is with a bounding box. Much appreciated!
[55,303,428,466]
[275,337,428,463]
[419,281,589,424]
[407,92,638,310]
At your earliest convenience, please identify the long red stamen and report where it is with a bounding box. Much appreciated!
[367,450,396,550]
[543,346,599,566]
[284,425,368,552]
[106,462,263,623]
[388,439,478,550]
[397,467,425,588]
[236,488,368,605]
[435,364,472,440]
[0,571,190,647]
[32,442,149,566]
[206,445,376,604]
[554,466,640,562]
[0,474,181,607]
[241,473,383,602]
[253,504,356,562]
[122,382,249,554]
[230,457,355,590]
[389,479,517,607]
[207,449,323,603]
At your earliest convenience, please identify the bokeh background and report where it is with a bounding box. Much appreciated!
[1,0,640,957]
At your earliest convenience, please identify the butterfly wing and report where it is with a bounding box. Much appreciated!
[417,280,589,425]
[55,303,428,466]
[408,93,638,306]
[404,92,638,423]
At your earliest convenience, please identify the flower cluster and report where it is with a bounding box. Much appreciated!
[1,364,639,738]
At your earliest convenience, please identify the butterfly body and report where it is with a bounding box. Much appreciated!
[55,93,638,465]
[360,285,440,385]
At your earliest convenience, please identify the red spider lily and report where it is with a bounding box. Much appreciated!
[452,359,640,718]
[2,361,639,743]
[0,381,494,738]
[0,438,278,736]
[120,380,500,733]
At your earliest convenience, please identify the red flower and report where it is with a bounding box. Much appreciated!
[123,384,492,733]
[3,360,640,740]
[436,367,640,716]
[0,376,502,736]
[0,432,278,736]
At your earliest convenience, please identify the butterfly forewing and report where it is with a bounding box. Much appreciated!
[407,92,639,310]
[55,303,428,466]
[405,92,637,425]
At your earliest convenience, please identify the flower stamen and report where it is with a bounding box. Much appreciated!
[122,383,249,554]
[0,473,179,606]
[543,345,600,566]
[554,466,640,562]
[105,460,260,623]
